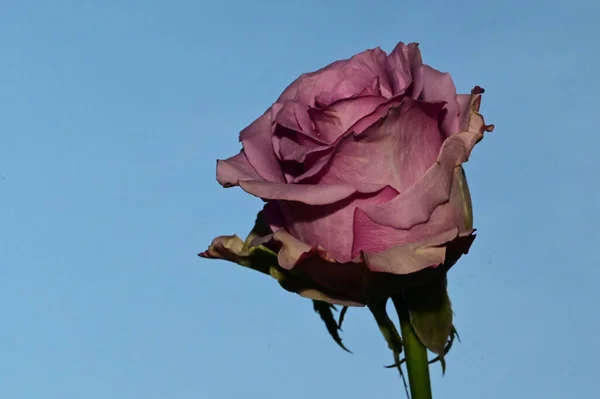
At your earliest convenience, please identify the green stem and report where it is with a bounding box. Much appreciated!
[393,296,432,399]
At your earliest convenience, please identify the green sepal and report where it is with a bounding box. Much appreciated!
[312,301,351,353]
[384,324,459,374]
[403,275,454,371]
[368,299,409,396]
[338,306,349,330]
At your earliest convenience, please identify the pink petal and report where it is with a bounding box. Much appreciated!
[456,94,471,132]
[238,180,388,205]
[291,147,337,183]
[278,69,346,106]
[309,95,387,143]
[420,65,461,136]
[277,186,398,262]
[273,101,325,143]
[277,48,392,107]
[318,48,392,104]
[216,151,262,187]
[386,42,424,97]
[266,229,446,305]
[361,227,460,274]
[361,87,494,230]
[239,110,285,183]
[352,200,467,259]
[276,133,329,163]
[352,167,476,262]
[348,97,404,135]
[317,98,445,193]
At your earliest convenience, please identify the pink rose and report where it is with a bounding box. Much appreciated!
[201,42,493,306]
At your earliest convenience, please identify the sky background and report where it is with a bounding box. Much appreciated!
[0,0,598,398]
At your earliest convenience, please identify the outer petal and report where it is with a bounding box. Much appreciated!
[352,192,465,259]
[264,229,453,305]
[217,148,390,209]
[277,48,392,107]
[362,87,494,230]
[239,110,285,183]
[352,168,476,274]
[360,226,459,274]
[317,48,392,104]
[456,94,471,132]
[238,180,389,205]
[276,186,398,262]
[216,151,262,187]
[420,65,461,137]
[199,234,247,263]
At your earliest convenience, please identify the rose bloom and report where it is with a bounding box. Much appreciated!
[201,42,493,306]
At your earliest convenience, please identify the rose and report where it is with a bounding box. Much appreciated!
[201,42,493,306]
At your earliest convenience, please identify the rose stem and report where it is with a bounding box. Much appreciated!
[393,296,432,399]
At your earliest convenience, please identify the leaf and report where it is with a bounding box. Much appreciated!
[312,300,352,353]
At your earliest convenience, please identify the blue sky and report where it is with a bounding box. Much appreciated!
[1,0,598,398]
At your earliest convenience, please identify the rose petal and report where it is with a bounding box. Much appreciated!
[456,94,471,132]
[265,229,450,305]
[277,48,392,107]
[278,69,346,106]
[315,48,392,104]
[216,151,262,188]
[277,186,398,262]
[199,234,246,262]
[352,167,476,263]
[361,227,460,274]
[420,65,461,136]
[352,197,470,260]
[273,101,325,144]
[262,202,285,232]
[276,133,329,163]
[238,180,388,205]
[386,42,423,97]
[239,110,285,183]
[362,87,494,230]
[348,97,404,135]
[317,98,445,193]
[310,95,387,143]
[291,147,337,183]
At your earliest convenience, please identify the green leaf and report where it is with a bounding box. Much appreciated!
[312,300,351,353]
